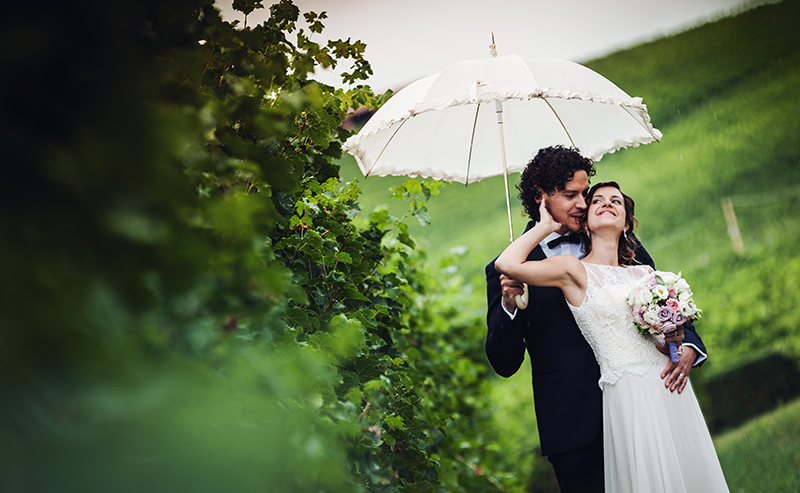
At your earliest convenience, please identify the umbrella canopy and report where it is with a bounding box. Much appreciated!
[344,54,661,310]
[343,55,661,185]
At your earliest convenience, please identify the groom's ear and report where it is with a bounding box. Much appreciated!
[534,185,544,203]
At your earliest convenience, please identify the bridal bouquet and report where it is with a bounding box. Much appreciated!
[626,271,702,362]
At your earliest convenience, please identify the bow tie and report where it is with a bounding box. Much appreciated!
[547,234,583,249]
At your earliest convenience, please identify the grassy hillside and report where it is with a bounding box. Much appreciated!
[715,397,800,491]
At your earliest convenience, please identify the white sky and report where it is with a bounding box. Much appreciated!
[217,0,773,92]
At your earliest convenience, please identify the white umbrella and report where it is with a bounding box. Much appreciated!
[344,55,661,232]
[343,52,661,307]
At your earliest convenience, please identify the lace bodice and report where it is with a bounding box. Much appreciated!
[568,262,668,387]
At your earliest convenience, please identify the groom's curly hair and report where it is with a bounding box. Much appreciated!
[517,146,596,222]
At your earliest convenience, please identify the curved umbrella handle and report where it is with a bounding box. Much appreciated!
[514,283,529,310]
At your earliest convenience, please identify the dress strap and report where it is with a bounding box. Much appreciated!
[580,261,606,289]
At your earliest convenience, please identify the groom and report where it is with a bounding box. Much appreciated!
[485,146,707,492]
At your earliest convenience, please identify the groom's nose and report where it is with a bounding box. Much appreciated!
[576,195,587,210]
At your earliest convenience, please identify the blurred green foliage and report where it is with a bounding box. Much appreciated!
[693,349,800,433]
[0,1,521,491]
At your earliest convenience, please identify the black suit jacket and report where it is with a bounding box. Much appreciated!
[485,221,706,457]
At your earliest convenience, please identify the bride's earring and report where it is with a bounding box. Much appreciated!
[623,229,628,241]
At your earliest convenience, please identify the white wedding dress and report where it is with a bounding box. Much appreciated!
[568,262,729,493]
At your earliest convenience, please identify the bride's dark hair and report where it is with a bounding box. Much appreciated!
[582,181,640,265]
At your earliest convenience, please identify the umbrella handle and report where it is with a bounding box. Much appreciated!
[514,283,529,310]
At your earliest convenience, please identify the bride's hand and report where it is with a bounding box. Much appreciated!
[539,194,562,232]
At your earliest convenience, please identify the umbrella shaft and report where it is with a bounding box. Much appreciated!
[496,102,514,243]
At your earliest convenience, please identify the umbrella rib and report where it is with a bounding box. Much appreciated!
[466,103,481,186]
[365,119,409,177]
[543,97,577,150]
[620,105,661,142]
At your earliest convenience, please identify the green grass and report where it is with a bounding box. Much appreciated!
[715,397,800,492]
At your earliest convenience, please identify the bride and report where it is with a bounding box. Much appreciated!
[495,181,729,492]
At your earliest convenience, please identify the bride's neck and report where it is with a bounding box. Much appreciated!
[586,234,620,266]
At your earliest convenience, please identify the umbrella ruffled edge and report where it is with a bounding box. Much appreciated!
[343,88,663,163]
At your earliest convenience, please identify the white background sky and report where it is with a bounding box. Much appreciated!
[217,0,773,92]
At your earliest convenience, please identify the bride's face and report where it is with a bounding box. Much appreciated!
[587,186,626,234]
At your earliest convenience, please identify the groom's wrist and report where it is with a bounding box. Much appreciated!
[683,343,706,366]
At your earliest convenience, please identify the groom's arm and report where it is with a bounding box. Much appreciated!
[682,322,707,367]
[485,258,527,378]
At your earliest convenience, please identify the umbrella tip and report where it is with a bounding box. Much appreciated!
[489,32,497,58]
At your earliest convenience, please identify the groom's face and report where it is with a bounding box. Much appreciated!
[539,170,590,235]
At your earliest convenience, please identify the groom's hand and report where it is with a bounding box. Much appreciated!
[500,275,524,312]
[664,325,685,345]
[660,346,696,394]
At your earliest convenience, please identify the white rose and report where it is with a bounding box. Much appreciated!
[678,291,692,302]
[675,279,690,292]
[644,311,660,326]
[654,285,669,300]
[679,301,693,316]
[659,271,679,286]
[636,289,653,306]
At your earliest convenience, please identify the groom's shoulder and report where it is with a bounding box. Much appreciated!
[521,220,536,234]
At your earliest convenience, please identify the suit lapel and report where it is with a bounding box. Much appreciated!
[529,244,546,261]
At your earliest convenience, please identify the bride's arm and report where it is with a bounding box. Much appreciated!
[494,198,584,299]
[495,220,553,275]
[497,251,584,297]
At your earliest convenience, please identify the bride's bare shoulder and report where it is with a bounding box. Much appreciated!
[548,253,584,270]
[549,254,586,283]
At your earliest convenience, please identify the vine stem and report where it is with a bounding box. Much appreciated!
[386,192,419,240]
[201,44,217,75]
[357,401,371,420]
[454,455,510,493]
